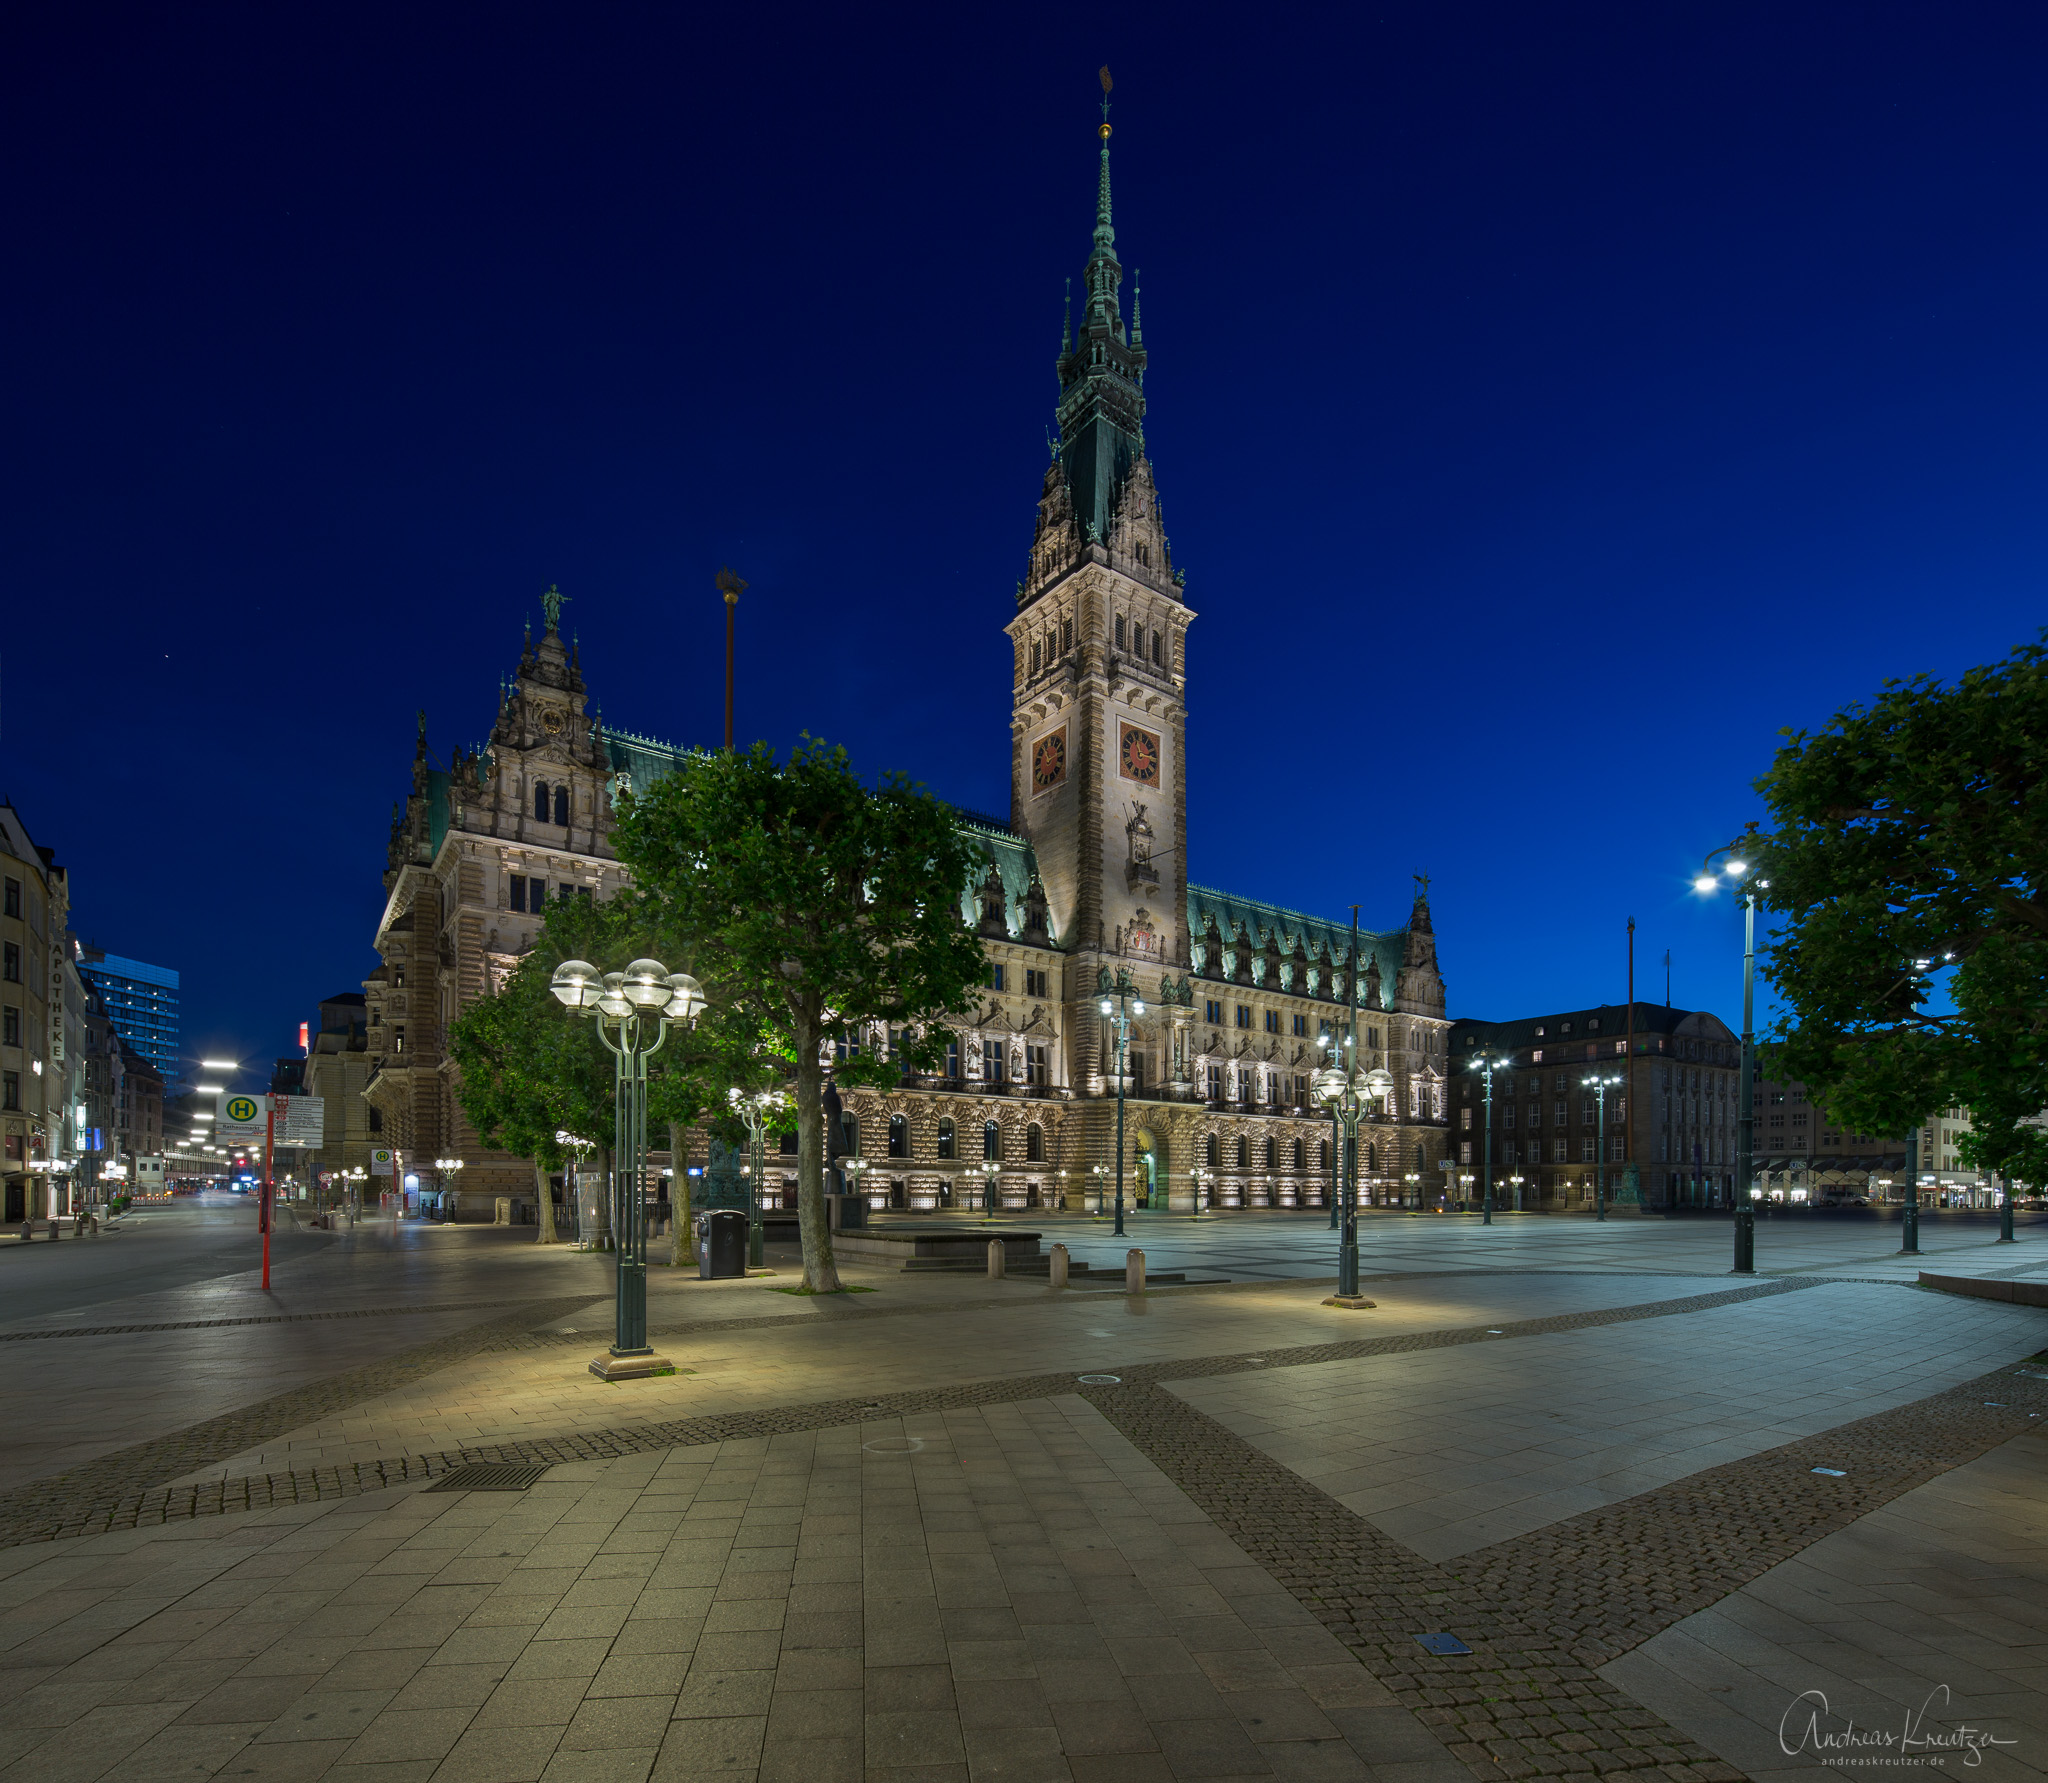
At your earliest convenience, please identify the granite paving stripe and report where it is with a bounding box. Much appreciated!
[1069,1345,2048,1779]
[0,1299,543,1341]
[0,1276,1821,1548]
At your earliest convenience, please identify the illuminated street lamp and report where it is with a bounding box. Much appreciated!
[1089,1162,1107,1220]
[1507,1172,1526,1212]
[1465,1054,1512,1225]
[977,1156,1001,1221]
[1098,969,1145,1237]
[551,957,704,1378]
[1695,840,1768,1274]
[1582,1074,1622,1220]
[728,1086,788,1267]
[1190,1162,1211,1219]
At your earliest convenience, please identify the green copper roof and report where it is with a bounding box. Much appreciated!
[1054,118,1146,547]
[1186,883,1405,1007]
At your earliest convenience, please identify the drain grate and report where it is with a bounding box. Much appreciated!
[426,1463,553,1493]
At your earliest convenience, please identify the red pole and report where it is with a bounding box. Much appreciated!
[262,1106,274,1289]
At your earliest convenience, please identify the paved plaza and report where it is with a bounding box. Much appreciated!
[0,1198,2043,1783]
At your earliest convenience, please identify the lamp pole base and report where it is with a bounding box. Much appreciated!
[1321,1294,1377,1310]
[589,1350,676,1381]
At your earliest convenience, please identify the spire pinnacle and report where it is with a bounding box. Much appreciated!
[1061,276,1072,355]
[1094,66,1115,254]
[1131,270,1142,345]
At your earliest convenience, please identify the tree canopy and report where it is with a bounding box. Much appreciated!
[447,888,747,1240]
[1754,633,2048,1185]
[615,737,989,1290]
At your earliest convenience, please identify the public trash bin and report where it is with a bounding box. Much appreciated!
[699,1209,747,1279]
[831,1193,868,1231]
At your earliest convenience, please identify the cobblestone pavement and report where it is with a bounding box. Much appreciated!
[3,1215,2047,1782]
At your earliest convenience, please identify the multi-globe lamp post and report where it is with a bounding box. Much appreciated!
[728,1086,786,1267]
[1694,842,1767,1275]
[550,957,705,1379]
[1465,1054,1511,1225]
[1583,1073,1622,1220]
[1099,970,1145,1238]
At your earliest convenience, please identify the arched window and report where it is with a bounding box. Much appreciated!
[936,1118,956,1160]
[888,1114,907,1158]
[1292,1137,1306,1171]
[1264,1135,1278,1171]
[554,786,570,827]
[1026,1123,1045,1163]
[840,1111,859,1157]
[1365,1142,1376,1173]
[983,1119,1000,1161]
[778,1129,797,1156]
[1205,1132,1219,1169]
[533,781,550,821]
[1235,1135,1250,1171]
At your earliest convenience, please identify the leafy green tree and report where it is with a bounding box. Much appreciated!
[615,738,988,1291]
[1754,634,2048,1187]
[448,890,739,1245]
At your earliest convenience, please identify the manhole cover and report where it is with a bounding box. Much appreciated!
[1077,1373,1121,1386]
[427,1463,552,1493]
[1810,1467,1847,1478]
[862,1437,925,1454]
[1415,1633,1472,1655]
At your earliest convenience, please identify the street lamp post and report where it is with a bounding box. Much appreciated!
[1098,970,1146,1239]
[842,1154,869,1223]
[1695,841,1767,1275]
[1312,914,1377,1306]
[728,1087,786,1267]
[978,1157,1000,1220]
[555,1129,596,1245]
[1402,1170,1418,1210]
[1191,1163,1210,1218]
[1583,1074,1621,1221]
[551,957,705,1380]
[1466,1055,1510,1225]
[1320,1032,1344,1230]
[1507,1172,1525,1212]
[1089,1162,1106,1219]
[433,1157,465,1223]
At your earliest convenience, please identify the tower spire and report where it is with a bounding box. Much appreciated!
[1051,67,1148,549]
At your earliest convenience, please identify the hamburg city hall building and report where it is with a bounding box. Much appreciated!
[362,116,1452,1221]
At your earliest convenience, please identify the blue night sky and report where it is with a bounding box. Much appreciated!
[4,2,2044,1077]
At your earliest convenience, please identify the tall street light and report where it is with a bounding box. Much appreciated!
[1466,1054,1510,1225]
[978,1156,1001,1221]
[1695,841,1767,1275]
[552,957,705,1379]
[1584,1073,1622,1220]
[1319,1031,1346,1230]
[1099,969,1145,1238]
[728,1086,786,1267]
[1312,913,1376,1306]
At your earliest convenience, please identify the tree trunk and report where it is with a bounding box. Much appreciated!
[793,1009,842,1292]
[668,1122,690,1268]
[592,1149,614,1250]
[533,1158,558,1244]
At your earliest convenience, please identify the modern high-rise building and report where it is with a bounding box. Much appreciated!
[75,948,180,1091]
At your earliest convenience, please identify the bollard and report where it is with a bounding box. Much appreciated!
[1125,1248,1145,1294]
[987,1238,1006,1279]
[1049,1242,1069,1288]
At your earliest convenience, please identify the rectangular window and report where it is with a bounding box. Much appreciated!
[836,1033,862,1064]
[1264,1009,1280,1034]
[1061,618,1073,653]
[1459,1142,1472,1165]
[988,962,1006,992]
[1,1071,16,1111]
[2,878,17,918]
[1024,967,1048,998]
[1502,1104,1515,1128]
[1152,632,1163,666]
[1291,1014,1307,1037]
[1114,615,1126,650]
[1,943,16,983]
[1206,1063,1222,1099]
[1027,1044,1047,1086]
[1205,999,1223,1025]
[1235,1005,1251,1029]
[508,874,527,912]
[982,1038,1004,1081]
[1,1007,15,1047]
[1459,1107,1472,1131]
[1581,1139,1596,1162]
[1132,624,1145,659]
[945,1035,961,1078]
[1129,1053,1146,1092]
[1553,1139,1568,1163]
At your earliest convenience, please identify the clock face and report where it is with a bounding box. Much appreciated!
[1032,727,1067,793]
[540,709,565,736]
[1119,723,1161,787]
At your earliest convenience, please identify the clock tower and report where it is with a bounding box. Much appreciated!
[1007,97,1193,1095]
